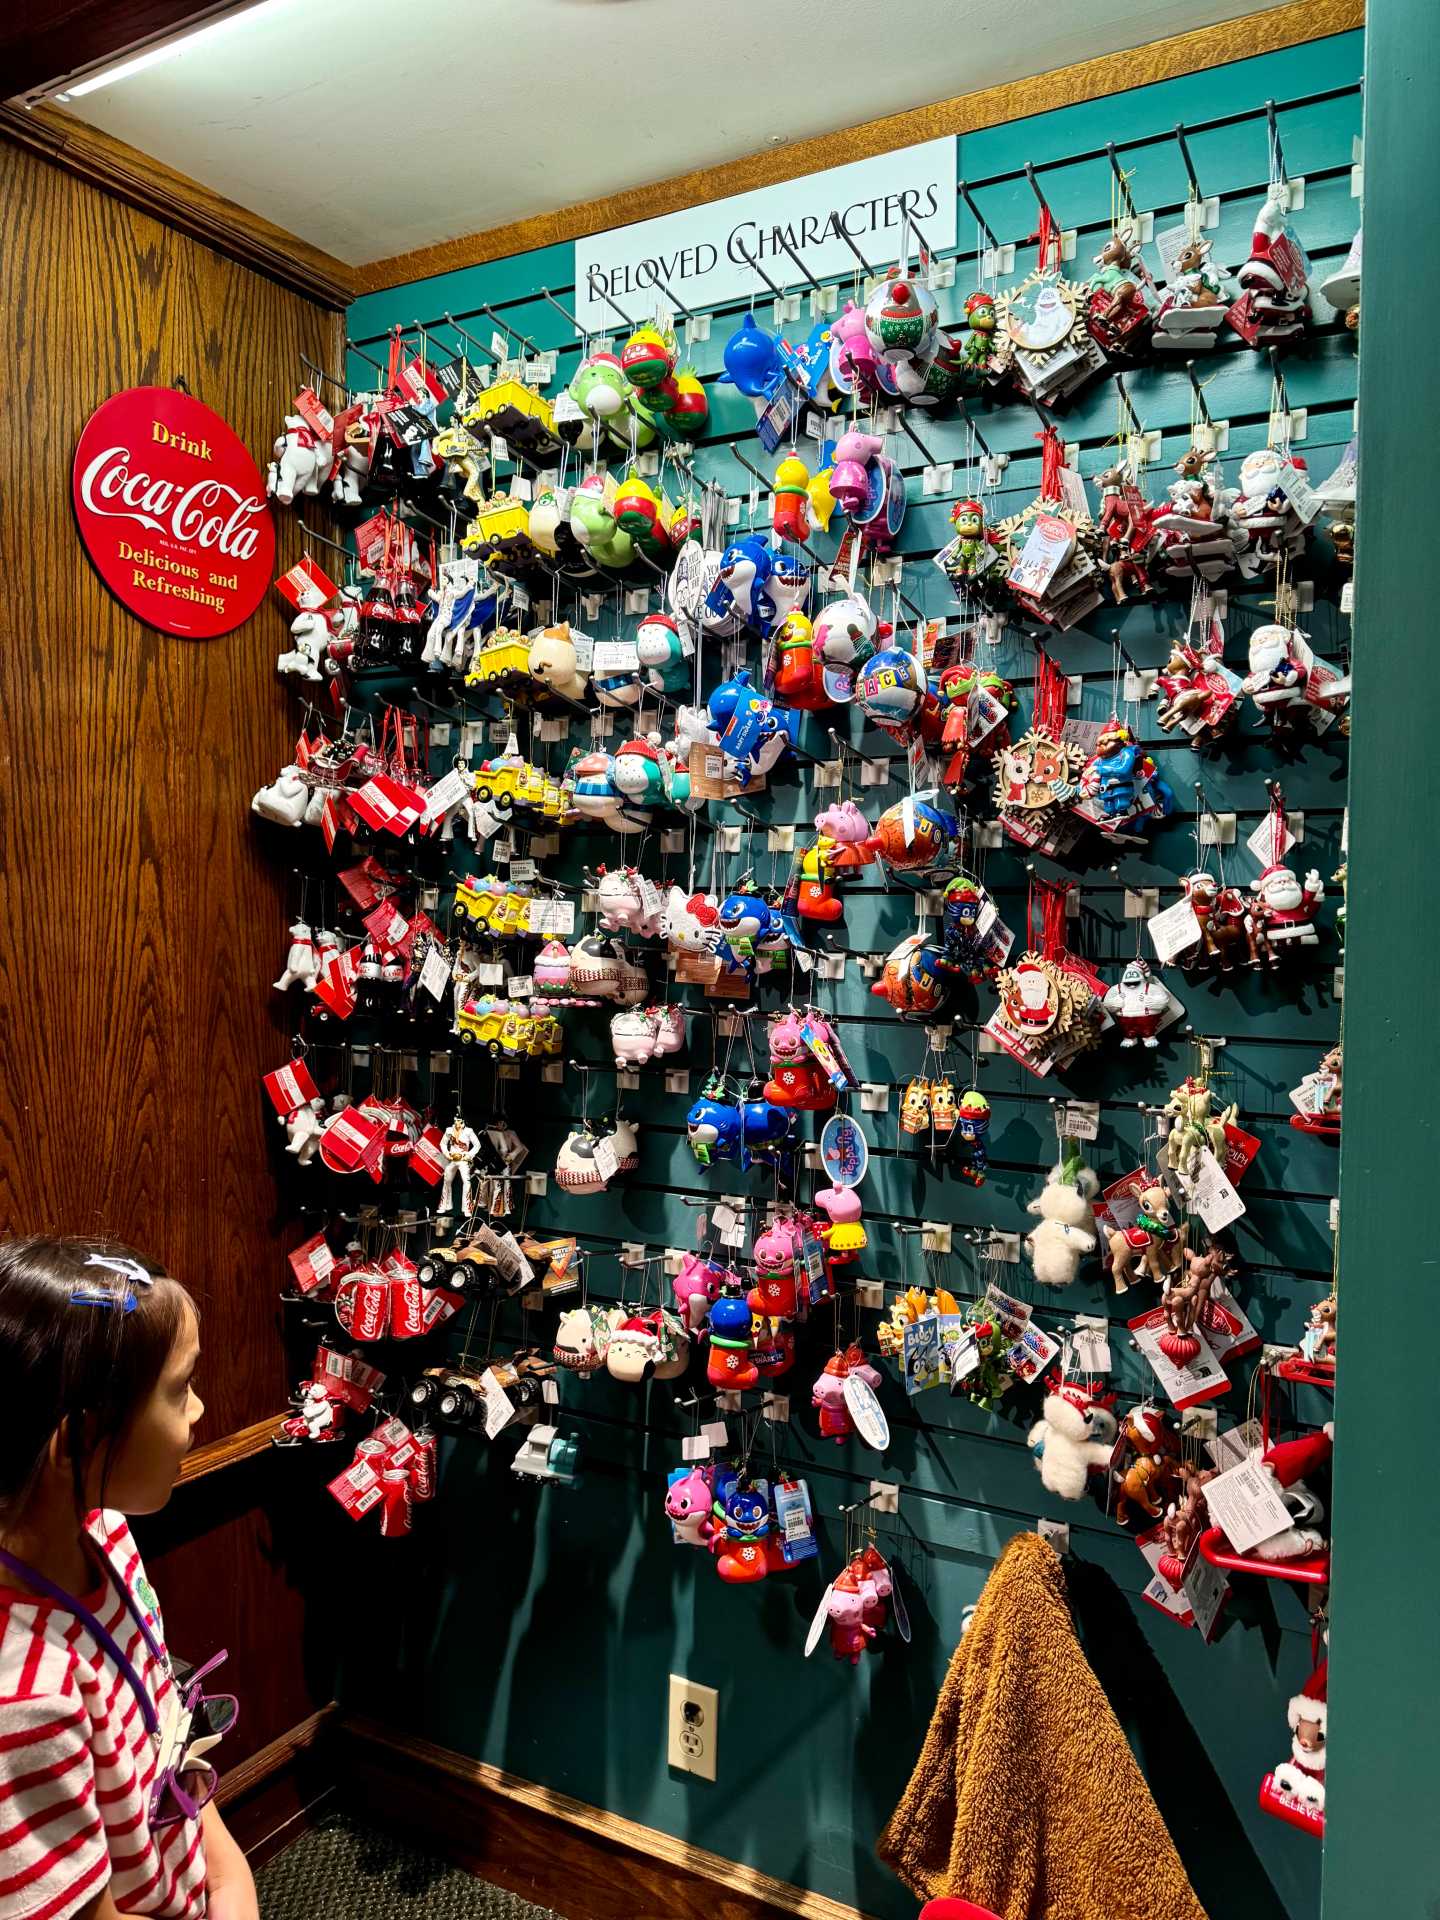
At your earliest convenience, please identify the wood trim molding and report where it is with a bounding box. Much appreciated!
[354,0,1364,295]
[0,102,356,310]
[218,1702,339,1807]
[218,1702,340,1869]
[176,1413,285,1483]
[339,1715,879,1920]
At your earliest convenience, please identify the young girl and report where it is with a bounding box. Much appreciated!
[0,1236,258,1920]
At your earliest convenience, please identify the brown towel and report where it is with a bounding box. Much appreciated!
[877,1532,1208,1920]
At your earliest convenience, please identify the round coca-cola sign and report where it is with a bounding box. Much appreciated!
[72,386,275,639]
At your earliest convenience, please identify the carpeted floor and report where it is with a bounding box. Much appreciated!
[256,1808,564,1919]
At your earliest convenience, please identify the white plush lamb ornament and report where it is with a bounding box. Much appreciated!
[1025,1156,1099,1287]
[267,416,333,505]
[1028,1381,1119,1500]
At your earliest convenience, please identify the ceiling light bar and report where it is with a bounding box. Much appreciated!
[48,0,287,103]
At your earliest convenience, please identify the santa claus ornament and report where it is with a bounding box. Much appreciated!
[987,878,1106,1077]
[1250,787,1325,962]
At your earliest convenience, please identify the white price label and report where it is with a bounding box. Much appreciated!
[507,975,534,999]
[1201,1456,1296,1553]
[682,1433,711,1461]
[1188,1147,1246,1231]
[593,1136,619,1182]
[1147,898,1202,964]
[419,948,452,1002]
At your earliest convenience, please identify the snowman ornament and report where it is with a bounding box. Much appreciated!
[439,1117,482,1215]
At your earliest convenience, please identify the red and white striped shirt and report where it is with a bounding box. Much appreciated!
[0,1512,208,1919]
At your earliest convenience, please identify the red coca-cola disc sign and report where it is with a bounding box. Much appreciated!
[72,386,275,639]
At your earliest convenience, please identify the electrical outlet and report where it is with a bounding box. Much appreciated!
[668,1676,718,1780]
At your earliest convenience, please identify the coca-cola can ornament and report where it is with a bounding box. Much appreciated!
[72,387,275,638]
[334,1271,390,1343]
[379,1468,413,1538]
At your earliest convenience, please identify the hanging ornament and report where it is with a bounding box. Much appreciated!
[1073,719,1176,836]
[995,208,1107,404]
[993,650,1087,858]
[986,879,1106,1077]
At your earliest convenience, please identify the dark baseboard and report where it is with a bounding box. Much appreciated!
[335,1715,876,1920]
[218,1701,340,1870]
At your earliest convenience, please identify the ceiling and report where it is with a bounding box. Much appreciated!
[51,0,1291,268]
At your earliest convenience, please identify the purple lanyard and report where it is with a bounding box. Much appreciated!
[0,1542,164,1740]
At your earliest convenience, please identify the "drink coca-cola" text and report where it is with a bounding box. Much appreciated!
[78,443,264,560]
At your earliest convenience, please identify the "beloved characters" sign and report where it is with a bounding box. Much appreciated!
[72,387,275,639]
[573,137,956,332]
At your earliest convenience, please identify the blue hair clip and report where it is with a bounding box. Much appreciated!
[70,1284,138,1312]
[71,1254,152,1313]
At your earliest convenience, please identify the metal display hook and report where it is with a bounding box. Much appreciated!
[957,182,1000,251]
[1174,123,1204,202]
[732,239,787,304]
[482,303,538,358]
[444,312,502,364]
[539,289,585,335]
[829,211,873,277]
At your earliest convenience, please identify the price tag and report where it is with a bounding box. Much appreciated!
[1071,1316,1112,1373]
[419,948,452,1001]
[1058,1101,1100,1141]
[1188,1147,1246,1231]
[701,1419,730,1449]
[422,766,471,823]
[509,859,538,882]
[507,975,534,999]
[481,1370,515,1438]
[682,1433,711,1461]
[1147,898,1202,964]
[593,1136,619,1182]
[1245,814,1295,865]
[1200,1456,1295,1553]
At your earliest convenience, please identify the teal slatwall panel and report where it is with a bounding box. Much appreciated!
[334,30,1366,1920]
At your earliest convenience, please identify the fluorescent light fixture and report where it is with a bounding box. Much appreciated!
[54,0,289,100]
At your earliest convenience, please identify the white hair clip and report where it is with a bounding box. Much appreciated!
[71,1253,153,1312]
[84,1254,153,1288]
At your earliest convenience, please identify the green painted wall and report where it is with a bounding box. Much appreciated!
[1324,3,1439,1917]
[341,30,1366,1920]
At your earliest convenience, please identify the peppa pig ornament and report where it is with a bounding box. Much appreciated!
[829,430,885,519]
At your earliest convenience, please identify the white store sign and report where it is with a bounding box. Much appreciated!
[573,136,957,331]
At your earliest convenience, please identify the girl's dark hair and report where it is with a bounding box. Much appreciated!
[0,1236,196,1527]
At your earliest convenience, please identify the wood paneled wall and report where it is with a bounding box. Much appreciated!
[0,134,345,1767]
